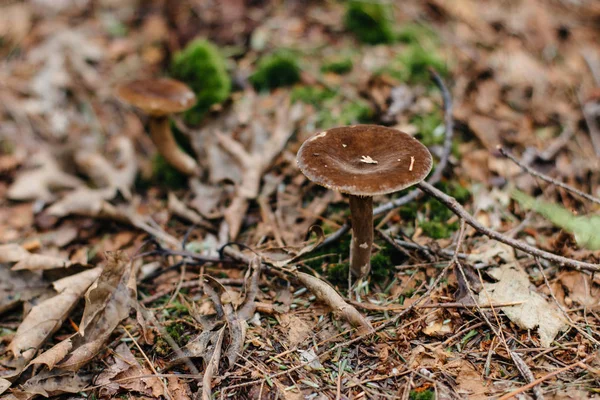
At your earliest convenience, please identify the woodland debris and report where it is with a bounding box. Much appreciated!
[478,264,566,347]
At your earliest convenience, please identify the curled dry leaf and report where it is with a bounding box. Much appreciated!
[294,272,374,335]
[202,326,226,400]
[558,271,600,309]
[74,136,137,200]
[0,378,11,396]
[94,342,164,399]
[167,376,192,400]
[8,267,101,362]
[5,369,90,400]
[53,252,134,371]
[46,187,180,247]
[0,264,48,316]
[168,192,214,231]
[7,151,83,202]
[0,244,31,262]
[0,243,75,271]
[478,263,567,347]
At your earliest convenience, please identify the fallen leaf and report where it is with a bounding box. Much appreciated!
[0,378,10,396]
[8,369,90,399]
[513,190,600,250]
[202,326,226,400]
[478,264,566,347]
[455,361,488,400]
[168,376,192,400]
[94,342,164,398]
[53,252,134,371]
[8,267,101,362]
[0,264,48,316]
[7,151,83,202]
[74,136,137,200]
[558,271,600,309]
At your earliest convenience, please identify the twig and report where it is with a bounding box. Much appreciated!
[123,326,173,399]
[510,349,545,400]
[497,354,596,400]
[580,92,600,157]
[349,300,525,311]
[498,146,600,205]
[416,181,600,272]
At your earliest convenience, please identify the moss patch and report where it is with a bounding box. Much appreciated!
[321,57,353,75]
[171,39,231,125]
[410,389,435,400]
[250,50,301,91]
[291,86,336,106]
[344,0,395,44]
[151,153,188,189]
[419,181,470,239]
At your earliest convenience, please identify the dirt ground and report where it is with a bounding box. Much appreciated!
[1,0,600,399]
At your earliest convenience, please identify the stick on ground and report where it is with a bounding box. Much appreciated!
[416,181,600,272]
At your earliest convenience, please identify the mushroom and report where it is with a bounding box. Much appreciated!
[296,125,432,277]
[117,78,200,176]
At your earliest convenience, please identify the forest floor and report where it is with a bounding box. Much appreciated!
[1,0,600,399]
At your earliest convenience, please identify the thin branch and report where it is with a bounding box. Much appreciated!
[498,146,600,205]
[417,181,600,272]
[497,354,596,400]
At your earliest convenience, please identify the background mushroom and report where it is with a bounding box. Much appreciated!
[296,125,432,277]
[117,78,199,176]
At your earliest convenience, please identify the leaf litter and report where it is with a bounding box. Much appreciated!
[1,0,600,399]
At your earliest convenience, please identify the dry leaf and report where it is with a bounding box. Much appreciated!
[478,264,567,347]
[7,151,83,201]
[167,376,192,400]
[12,254,72,271]
[52,252,134,371]
[0,244,31,263]
[202,326,226,400]
[94,342,164,398]
[0,378,11,396]
[9,369,90,399]
[74,136,137,200]
[558,271,600,309]
[0,264,48,316]
[8,267,101,362]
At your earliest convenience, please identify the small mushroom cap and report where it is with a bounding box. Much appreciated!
[296,125,433,196]
[116,78,196,116]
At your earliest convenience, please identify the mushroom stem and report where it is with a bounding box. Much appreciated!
[348,195,373,277]
[149,116,199,176]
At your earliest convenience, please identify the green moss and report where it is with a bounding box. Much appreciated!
[370,245,396,282]
[326,262,350,285]
[396,23,436,45]
[410,389,435,400]
[344,0,395,44]
[419,220,459,239]
[381,43,447,84]
[321,58,353,74]
[151,154,188,189]
[398,45,447,83]
[171,39,231,125]
[291,86,336,106]
[412,111,444,147]
[166,321,185,342]
[250,50,301,91]
[419,181,470,238]
[318,99,374,128]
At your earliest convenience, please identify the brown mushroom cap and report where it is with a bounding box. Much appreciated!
[296,125,433,196]
[116,78,196,116]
